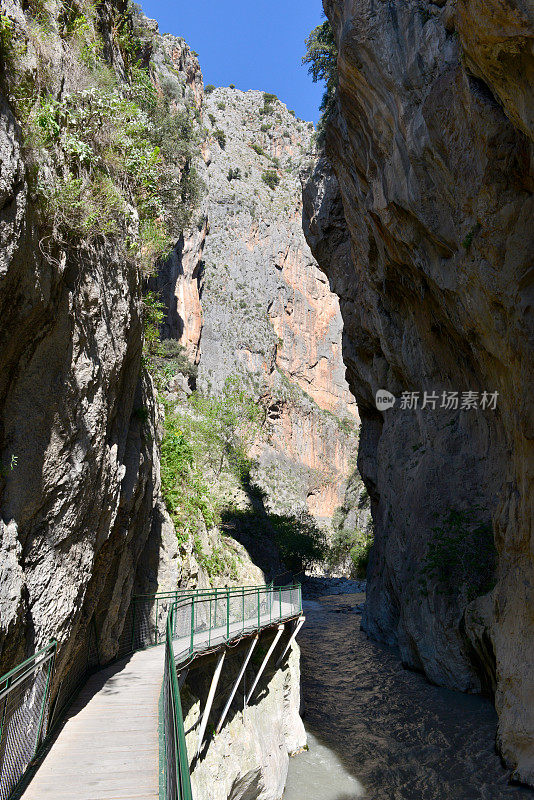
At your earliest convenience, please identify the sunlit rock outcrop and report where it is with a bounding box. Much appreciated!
[196,86,358,523]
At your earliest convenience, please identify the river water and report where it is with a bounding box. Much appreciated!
[284,593,532,800]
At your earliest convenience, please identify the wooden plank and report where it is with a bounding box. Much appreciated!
[21,648,163,800]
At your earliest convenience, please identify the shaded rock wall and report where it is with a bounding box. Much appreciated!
[0,81,158,675]
[303,0,533,784]
[0,4,201,681]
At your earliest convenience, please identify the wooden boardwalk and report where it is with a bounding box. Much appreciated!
[19,599,300,800]
[21,647,164,800]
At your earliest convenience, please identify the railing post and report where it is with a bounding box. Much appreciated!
[0,677,10,745]
[226,589,230,640]
[131,598,136,653]
[257,587,260,628]
[242,586,245,633]
[155,597,159,646]
[190,597,195,655]
[279,587,282,620]
[34,643,56,753]
[209,595,212,647]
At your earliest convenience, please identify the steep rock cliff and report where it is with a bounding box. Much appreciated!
[0,0,160,679]
[303,0,533,784]
[150,33,208,363]
[0,0,216,682]
[196,87,358,524]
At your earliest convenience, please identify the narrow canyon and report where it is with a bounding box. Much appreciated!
[0,0,532,798]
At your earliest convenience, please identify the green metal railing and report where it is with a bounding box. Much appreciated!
[164,605,192,800]
[0,642,56,800]
[0,583,302,800]
[162,584,302,800]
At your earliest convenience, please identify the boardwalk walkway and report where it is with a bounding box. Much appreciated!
[21,648,164,800]
[8,587,302,800]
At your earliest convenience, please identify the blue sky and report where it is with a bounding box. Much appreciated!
[140,0,325,123]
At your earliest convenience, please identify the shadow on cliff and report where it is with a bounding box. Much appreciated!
[182,625,299,771]
[219,472,326,583]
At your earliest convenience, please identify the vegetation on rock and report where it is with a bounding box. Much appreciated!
[3,2,203,274]
[302,19,338,137]
[261,169,280,190]
[327,472,373,578]
[213,128,227,148]
[419,508,497,602]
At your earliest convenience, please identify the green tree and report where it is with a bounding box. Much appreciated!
[142,291,165,357]
[302,20,338,133]
[329,525,373,579]
[190,378,263,477]
[271,511,327,572]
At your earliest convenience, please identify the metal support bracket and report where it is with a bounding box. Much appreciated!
[245,624,284,706]
[178,667,189,689]
[215,635,258,734]
[197,650,226,756]
[275,615,305,668]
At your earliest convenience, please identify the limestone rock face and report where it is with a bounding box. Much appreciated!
[303,0,534,784]
[0,88,159,675]
[151,33,208,363]
[197,87,358,523]
[0,6,202,684]
[184,636,306,800]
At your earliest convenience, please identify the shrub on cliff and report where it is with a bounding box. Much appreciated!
[15,4,203,274]
[160,378,265,554]
[418,508,497,601]
[214,128,226,148]
[303,19,338,137]
[250,142,266,156]
[155,340,198,381]
[0,13,14,65]
[262,170,280,190]
[29,85,201,270]
[161,411,218,545]
[142,291,165,358]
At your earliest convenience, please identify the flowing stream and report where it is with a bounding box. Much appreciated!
[284,593,532,800]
